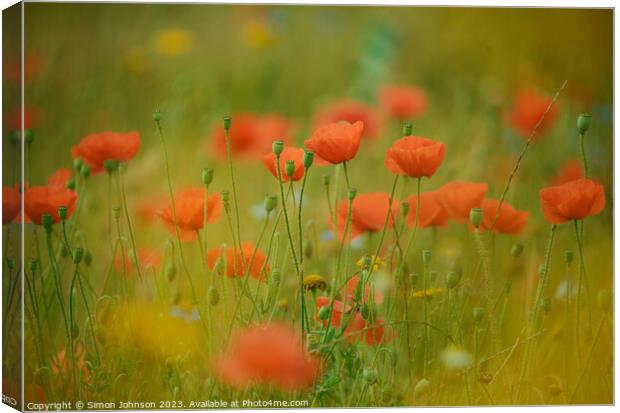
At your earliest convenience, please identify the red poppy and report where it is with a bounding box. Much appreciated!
[3,187,21,224]
[5,106,38,131]
[304,121,364,165]
[478,198,528,234]
[210,113,293,160]
[115,247,162,275]
[24,186,77,225]
[348,314,393,346]
[71,131,140,175]
[316,296,351,328]
[215,323,319,390]
[47,168,72,189]
[314,99,380,140]
[342,275,384,305]
[539,179,605,224]
[207,242,269,280]
[550,159,584,186]
[331,192,399,241]
[262,146,305,182]
[52,343,90,383]
[158,189,222,242]
[378,85,427,119]
[385,136,445,178]
[508,89,558,139]
[405,191,449,228]
[437,181,488,223]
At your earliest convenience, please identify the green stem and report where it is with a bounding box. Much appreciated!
[117,167,143,281]
[223,126,246,272]
[372,175,399,263]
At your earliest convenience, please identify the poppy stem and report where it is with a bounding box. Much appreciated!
[298,166,312,329]
[202,183,210,268]
[44,229,71,340]
[473,228,500,353]
[116,167,143,282]
[570,315,605,402]
[573,218,594,341]
[372,175,399,265]
[402,177,422,262]
[223,126,246,274]
[490,80,567,232]
[579,132,590,179]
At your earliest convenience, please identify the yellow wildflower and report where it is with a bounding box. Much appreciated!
[154,28,193,57]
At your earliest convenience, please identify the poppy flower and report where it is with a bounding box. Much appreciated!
[115,248,162,275]
[385,136,445,178]
[6,106,38,131]
[24,186,77,225]
[405,191,449,228]
[207,242,269,280]
[341,275,384,305]
[347,314,393,346]
[210,113,293,160]
[313,99,380,140]
[71,131,140,175]
[47,168,72,189]
[378,85,427,119]
[51,343,90,383]
[262,146,305,182]
[550,159,584,186]
[539,179,605,224]
[158,188,222,242]
[304,121,364,165]
[3,187,21,224]
[214,323,319,391]
[478,198,528,234]
[331,192,399,241]
[436,181,488,222]
[316,296,351,328]
[507,89,558,139]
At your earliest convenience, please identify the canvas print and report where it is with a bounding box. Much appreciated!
[1,3,613,410]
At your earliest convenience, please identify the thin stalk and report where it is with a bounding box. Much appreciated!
[223,125,245,270]
[372,175,399,264]
[117,167,143,281]
[297,167,311,330]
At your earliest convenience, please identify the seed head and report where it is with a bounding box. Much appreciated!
[446,271,461,289]
[201,168,214,186]
[104,159,119,173]
[24,129,35,144]
[81,164,91,178]
[42,213,53,232]
[348,188,357,201]
[363,367,378,385]
[317,305,330,320]
[285,160,296,178]
[152,109,161,122]
[65,178,76,190]
[57,206,67,221]
[73,158,83,172]
[422,249,432,266]
[511,243,524,257]
[303,150,314,168]
[564,250,574,266]
[303,274,327,292]
[469,207,483,228]
[73,247,84,264]
[272,139,284,156]
[577,113,592,134]
[223,115,232,131]
[401,201,410,217]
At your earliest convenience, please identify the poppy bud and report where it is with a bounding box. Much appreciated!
[354,278,364,302]
[223,115,232,131]
[112,207,121,220]
[348,188,357,201]
[104,159,119,173]
[272,139,284,156]
[422,250,432,266]
[577,113,592,134]
[84,250,92,266]
[65,178,76,190]
[201,168,214,186]
[469,207,483,228]
[264,195,277,212]
[221,190,230,204]
[9,131,19,145]
[403,123,413,136]
[58,206,67,221]
[322,174,330,187]
[360,303,371,320]
[152,109,161,122]
[473,307,484,322]
[42,213,53,232]
[73,158,83,172]
[542,297,552,313]
[271,268,281,286]
[318,305,330,320]
[363,367,378,385]
[22,129,35,145]
[73,247,84,264]
[401,201,410,217]
[511,243,524,257]
[165,262,176,282]
[597,290,611,312]
[81,164,91,178]
[208,285,219,306]
[303,239,313,260]
[285,160,296,178]
[446,271,460,289]
[29,258,38,273]
[414,378,430,399]
[303,150,314,168]
[410,273,419,288]
[564,250,574,266]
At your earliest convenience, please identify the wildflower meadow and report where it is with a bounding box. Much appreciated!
[2,3,613,410]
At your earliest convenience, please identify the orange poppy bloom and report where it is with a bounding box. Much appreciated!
[405,191,449,228]
[115,247,162,275]
[539,179,605,224]
[314,99,380,140]
[24,186,77,225]
[378,85,427,119]
[508,89,558,139]
[478,198,528,234]
[262,146,305,182]
[347,314,393,346]
[436,181,488,223]
[550,159,584,186]
[304,121,364,165]
[71,131,140,175]
[52,343,90,383]
[331,192,399,241]
[158,188,222,242]
[316,296,351,328]
[3,187,21,224]
[385,136,445,178]
[342,275,384,305]
[215,323,319,391]
[47,168,72,189]
[207,242,269,280]
[210,113,293,160]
